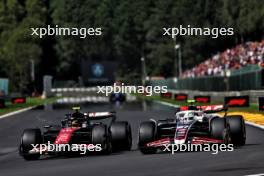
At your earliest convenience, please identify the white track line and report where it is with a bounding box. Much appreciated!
[245,121,264,130]
[244,173,264,176]
[0,107,34,119]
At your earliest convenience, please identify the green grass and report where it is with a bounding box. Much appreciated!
[0,97,58,116]
[135,94,264,114]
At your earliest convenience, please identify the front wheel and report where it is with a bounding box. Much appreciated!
[20,129,42,160]
[138,121,157,154]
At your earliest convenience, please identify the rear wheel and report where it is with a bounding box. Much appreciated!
[110,121,132,151]
[210,118,231,143]
[138,121,157,154]
[20,129,42,160]
[92,125,112,154]
[226,115,246,146]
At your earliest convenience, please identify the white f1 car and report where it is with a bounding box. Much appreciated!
[138,104,246,154]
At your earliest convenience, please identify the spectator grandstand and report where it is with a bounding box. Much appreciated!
[182,40,264,78]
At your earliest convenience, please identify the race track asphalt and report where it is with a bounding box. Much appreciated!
[0,101,263,176]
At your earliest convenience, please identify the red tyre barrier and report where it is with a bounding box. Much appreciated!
[161,92,172,99]
[194,96,211,103]
[259,97,264,111]
[11,97,26,104]
[224,96,249,107]
[174,94,188,101]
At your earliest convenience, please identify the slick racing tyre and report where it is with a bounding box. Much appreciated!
[92,125,112,154]
[20,128,42,160]
[110,121,132,151]
[138,121,157,154]
[226,115,246,146]
[210,118,230,142]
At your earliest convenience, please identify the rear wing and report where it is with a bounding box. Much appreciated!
[180,105,228,113]
[85,111,116,121]
[202,105,228,113]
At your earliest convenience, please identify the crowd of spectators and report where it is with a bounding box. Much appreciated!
[181,40,264,78]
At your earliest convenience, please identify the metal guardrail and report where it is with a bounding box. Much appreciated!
[51,87,98,93]
[56,95,136,104]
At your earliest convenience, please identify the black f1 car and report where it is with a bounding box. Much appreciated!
[20,107,132,160]
[138,104,246,154]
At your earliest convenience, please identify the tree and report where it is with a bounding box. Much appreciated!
[0,0,46,92]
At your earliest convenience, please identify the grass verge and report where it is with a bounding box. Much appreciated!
[0,97,58,116]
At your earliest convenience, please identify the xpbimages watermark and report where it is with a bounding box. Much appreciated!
[97,83,168,96]
[30,142,102,155]
[163,143,234,155]
[30,25,102,38]
[163,25,234,39]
